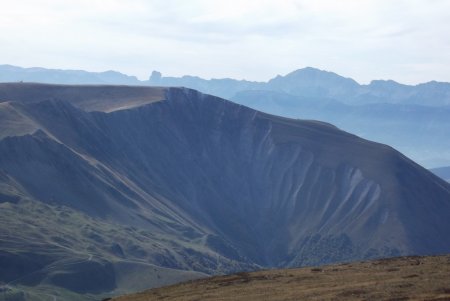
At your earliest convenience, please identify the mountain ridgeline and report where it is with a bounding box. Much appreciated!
[148,68,450,167]
[0,83,450,300]
[150,68,450,106]
[3,64,450,168]
[3,65,450,106]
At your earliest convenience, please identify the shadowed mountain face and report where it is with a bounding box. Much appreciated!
[151,69,450,167]
[0,83,450,300]
[231,90,450,168]
[150,68,450,167]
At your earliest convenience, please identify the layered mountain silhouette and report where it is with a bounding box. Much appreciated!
[0,83,450,300]
[3,65,450,106]
[0,64,141,85]
[231,90,450,168]
[149,67,450,106]
[148,68,450,167]
[2,64,450,167]
[431,166,450,182]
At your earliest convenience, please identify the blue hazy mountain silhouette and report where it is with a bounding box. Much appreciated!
[2,64,450,167]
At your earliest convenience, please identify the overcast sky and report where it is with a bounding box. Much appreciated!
[1,0,449,84]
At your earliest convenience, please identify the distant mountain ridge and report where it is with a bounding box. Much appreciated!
[0,64,142,85]
[2,64,450,106]
[431,166,450,182]
[149,67,450,106]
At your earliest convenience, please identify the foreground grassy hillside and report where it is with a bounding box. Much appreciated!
[114,254,450,301]
[0,199,209,301]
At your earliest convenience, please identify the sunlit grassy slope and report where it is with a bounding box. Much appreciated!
[114,255,450,301]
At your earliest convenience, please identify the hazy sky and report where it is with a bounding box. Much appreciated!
[1,0,449,84]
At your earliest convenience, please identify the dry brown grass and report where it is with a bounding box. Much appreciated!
[113,255,450,301]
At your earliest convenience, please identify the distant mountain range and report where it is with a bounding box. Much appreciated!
[3,65,450,106]
[0,64,141,85]
[149,68,450,107]
[431,166,450,182]
[1,64,450,168]
[1,83,450,300]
